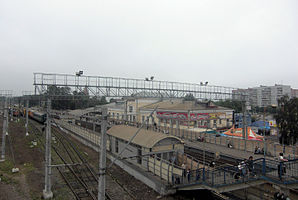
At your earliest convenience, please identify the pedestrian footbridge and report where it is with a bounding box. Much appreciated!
[173,158,298,193]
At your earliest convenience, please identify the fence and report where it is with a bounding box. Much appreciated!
[56,119,298,189]
[177,158,298,188]
[110,119,298,159]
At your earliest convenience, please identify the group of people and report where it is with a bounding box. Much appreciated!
[181,163,191,182]
[234,156,255,180]
[234,152,289,180]
[254,146,264,154]
[274,192,291,200]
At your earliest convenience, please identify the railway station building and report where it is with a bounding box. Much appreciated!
[106,98,233,130]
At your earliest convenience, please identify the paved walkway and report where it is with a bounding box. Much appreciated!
[185,140,274,161]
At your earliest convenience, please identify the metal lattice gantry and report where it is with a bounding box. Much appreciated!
[0,90,12,109]
[0,90,12,162]
[0,90,13,97]
[34,73,241,100]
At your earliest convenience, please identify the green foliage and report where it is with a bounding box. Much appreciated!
[0,160,14,174]
[109,98,117,103]
[214,99,243,112]
[44,86,108,110]
[254,106,277,114]
[184,93,195,101]
[275,96,298,145]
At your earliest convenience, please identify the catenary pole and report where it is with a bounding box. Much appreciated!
[43,99,53,199]
[98,107,107,200]
[1,98,7,161]
[25,100,29,136]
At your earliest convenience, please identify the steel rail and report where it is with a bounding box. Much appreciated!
[28,120,82,199]
[52,145,97,200]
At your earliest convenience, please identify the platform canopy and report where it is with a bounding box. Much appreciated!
[107,125,183,149]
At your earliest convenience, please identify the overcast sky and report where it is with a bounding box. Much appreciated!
[0,0,297,95]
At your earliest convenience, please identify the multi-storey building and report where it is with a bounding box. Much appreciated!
[292,89,298,98]
[105,98,160,122]
[233,84,292,107]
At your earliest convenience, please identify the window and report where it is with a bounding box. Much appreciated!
[129,106,133,113]
[112,113,115,118]
[219,119,222,124]
[142,116,145,122]
[116,113,119,119]
[133,115,136,122]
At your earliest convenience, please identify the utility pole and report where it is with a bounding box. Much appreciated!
[6,98,9,126]
[8,98,12,121]
[98,107,107,200]
[25,100,29,136]
[1,98,7,161]
[93,107,96,132]
[43,99,53,199]
[124,100,128,122]
[263,107,266,158]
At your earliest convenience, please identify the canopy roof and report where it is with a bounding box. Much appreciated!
[107,125,183,148]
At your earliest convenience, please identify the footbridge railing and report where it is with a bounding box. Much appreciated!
[174,158,298,191]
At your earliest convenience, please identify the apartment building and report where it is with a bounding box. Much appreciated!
[292,89,298,98]
[233,84,292,107]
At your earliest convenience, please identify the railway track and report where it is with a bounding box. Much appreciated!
[28,119,134,200]
[185,146,241,168]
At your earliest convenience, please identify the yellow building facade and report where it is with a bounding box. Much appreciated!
[106,98,234,130]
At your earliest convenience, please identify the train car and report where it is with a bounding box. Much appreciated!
[29,110,47,124]
[13,109,20,116]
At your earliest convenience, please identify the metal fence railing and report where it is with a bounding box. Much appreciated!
[57,118,298,190]
[176,158,298,189]
[108,119,298,159]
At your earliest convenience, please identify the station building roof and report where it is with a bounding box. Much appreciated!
[107,125,183,149]
[141,100,233,112]
[103,101,125,110]
[68,106,102,117]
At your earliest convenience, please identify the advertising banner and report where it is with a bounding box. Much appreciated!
[156,112,224,121]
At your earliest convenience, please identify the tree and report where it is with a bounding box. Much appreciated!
[45,86,73,110]
[214,99,243,113]
[184,93,195,101]
[275,96,298,145]
[44,86,108,110]
[254,105,277,114]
